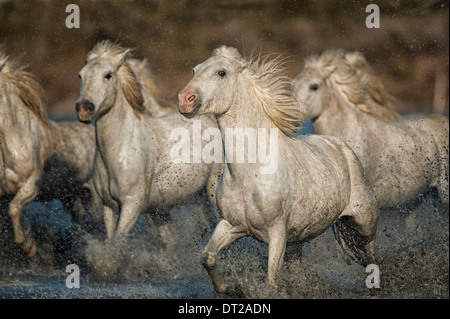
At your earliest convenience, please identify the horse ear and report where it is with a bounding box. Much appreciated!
[213,46,247,67]
[213,46,241,58]
[112,48,132,67]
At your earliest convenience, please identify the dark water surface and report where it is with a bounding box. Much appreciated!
[1,191,448,299]
[1,119,448,299]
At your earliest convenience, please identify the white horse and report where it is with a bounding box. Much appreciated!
[0,50,99,257]
[75,41,222,275]
[293,49,449,210]
[178,46,379,294]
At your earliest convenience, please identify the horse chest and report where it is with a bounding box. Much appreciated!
[217,178,281,240]
[2,168,20,194]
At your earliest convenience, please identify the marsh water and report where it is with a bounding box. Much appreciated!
[0,122,448,299]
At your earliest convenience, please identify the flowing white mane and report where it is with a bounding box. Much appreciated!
[214,46,308,136]
[0,50,48,123]
[303,48,400,121]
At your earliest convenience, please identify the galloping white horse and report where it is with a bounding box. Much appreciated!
[293,49,449,210]
[0,50,98,257]
[178,46,379,294]
[75,41,222,268]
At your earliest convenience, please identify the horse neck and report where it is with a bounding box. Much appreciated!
[95,87,154,155]
[144,94,168,117]
[215,82,284,176]
[216,79,278,131]
[314,84,374,138]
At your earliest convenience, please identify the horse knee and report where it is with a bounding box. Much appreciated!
[201,249,216,269]
[8,203,21,219]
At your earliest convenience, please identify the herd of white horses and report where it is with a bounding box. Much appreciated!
[0,41,448,295]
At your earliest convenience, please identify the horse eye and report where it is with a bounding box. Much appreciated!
[218,70,226,77]
[309,83,319,91]
[105,73,112,80]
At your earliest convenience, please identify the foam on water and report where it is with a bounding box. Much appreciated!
[0,192,448,298]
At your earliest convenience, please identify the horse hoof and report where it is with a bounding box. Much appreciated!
[26,244,37,258]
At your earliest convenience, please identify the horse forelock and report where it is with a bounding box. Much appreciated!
[213,45,248,70]
[87,40,132,66]
[240,52,308,136]
[302,49,344,75]
[0,50,48,123]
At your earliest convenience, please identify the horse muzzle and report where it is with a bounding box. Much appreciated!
[75,100,96,123]
[178,91,201,119]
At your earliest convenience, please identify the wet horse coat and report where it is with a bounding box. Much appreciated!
[0,50,98,256]
[75,41,222,266]
[178,46,379,294]
[293,49,449,209]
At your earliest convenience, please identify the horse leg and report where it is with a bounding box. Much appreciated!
[90,188,104,225]
[114,197,143,237]
[201,219,247,294]
[153,211,178,252]
[267,222,287,288]
[8,173,40,257]
[69,195,87,226]
[205,168,222,222]
[104,206,118,239]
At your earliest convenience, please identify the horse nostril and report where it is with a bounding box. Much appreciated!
[85,102,95,113]
[76,100,95,113]
[187,94,196,103]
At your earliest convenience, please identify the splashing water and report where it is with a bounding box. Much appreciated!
[0,192,448,298]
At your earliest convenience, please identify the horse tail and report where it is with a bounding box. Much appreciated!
[332,216,374,266]
[323,135,378,267]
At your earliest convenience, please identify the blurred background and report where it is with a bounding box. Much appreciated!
[0,0,448,118]
[1,1,449,299]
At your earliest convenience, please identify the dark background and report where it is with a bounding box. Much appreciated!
[1,1,449,299]
[0,0,448,118]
